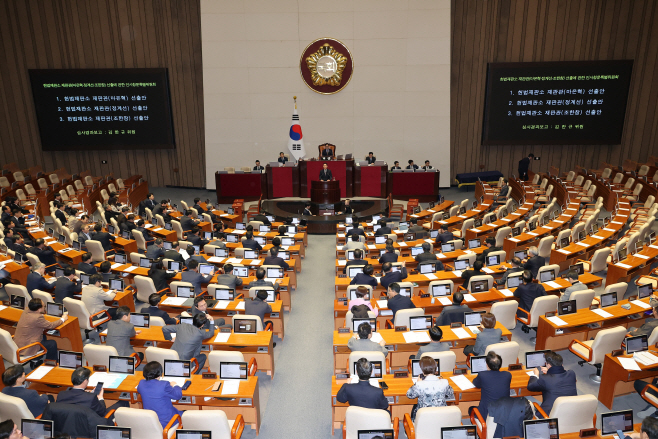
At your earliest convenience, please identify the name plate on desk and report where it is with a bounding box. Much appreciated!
[257,347,268,353]
[202,372,217,379]
[44,359,57,367]
[451,322,462,328]
[545,311,556,318]
[611,349,624,357]
[579,428,598,438]
[395,326,408,332]
[508,363,523,371]
[336,373,349,380]
[394,371,408,378]
[338,328,350,334]
[93,365,107,372]
[239,398,252,406]
[270,312,280,318]
[220,327,231,333]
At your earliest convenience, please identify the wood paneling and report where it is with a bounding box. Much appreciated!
[0,0,204,188]
[451,0,658,180]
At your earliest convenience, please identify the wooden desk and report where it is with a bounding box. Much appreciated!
[0,307,83,352]
[215,171,267,204]
[25,366,262,433]
[355,165,387,198]
[387,171,440,202]
[607,244,658,286]
[0,255,29,286]
[598,350,658,409]
[463,202,535,242]
[300,159,354,198]
[266,164,300,199]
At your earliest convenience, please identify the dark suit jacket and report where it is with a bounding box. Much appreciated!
[192,203,206,213]
[461,268,484,286]
[54,277,83,303]
[12,242,29,256]
[435,304,471,326]
[336,380,389,410]
[146,244,165,260]
[388,293,416,318]
[56,387,107,417]
[153,205,172,223]
[479,246,503,263]
[135,226,152,241]
[242,239,262,251]
[27,272,52,296]
[380,269,408,290]
[345,228,366,238]
[406,164,419,170]
[518,156,530,174]
[321,148,333,157]
[2,386,50,417]
[366,156,377,164]
[375,226,392,237]
[523,256,545,279]
[181,271,213,294]
[77,262,97,275]
[415,252,438,263]
[31,246,58,267]
[343,260,366,274]
[436,231,455,245]
[139,198,156,216]
[140,305,177,325]
[264,255,289,270]
[527,366,577,413]
[163,249,184,263]
[245,297,272,325]
[350,273,378,288]
[91,231,115,251]
[379,252,398,264]
[149,268,176,292]
[55,209,67,226]
[473,370,512,419]
[187,234,208,248]
[278,156,288,163]
[302,208,312,216]
[497,267,523,286]
[253,214,271,226]
[319,169,333,181]
[180,216,196,232]
[514,282,546,315]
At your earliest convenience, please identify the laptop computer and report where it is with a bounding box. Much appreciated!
[569,263,584,275]
[639,283,654,299]
[352,318,377,333]
[139,258,152,268]
[353,361,383,378]
[129,313,150,328]
[600,410,634,437]
[109,355,136,375]
[560,237,570,248]
[163,359,192,386]
[10,294,25,309]
[226,234,238,243]
[470,355,488,373]
[468,239,480,249]
[254,236,266,246]
[523,418,559,439]
[375,236,386,244]
[419,263,436,274]
[198,264,214,276]
[440,426,476,439]
[114,253,127,265]
[600,291,618,308]
[441,243,455,253]
[163,241,173,250]
[175,431,211,439]
[58,350,83,369]
[507,275,522,288]
[21,419,53,439]
[213,287,235,300]
[234,318,258,334]
[626,335,648,355]
[259,225,270,233]
[557,300,577,316]
[46,302,64,317]
[348,266,364,278]
[72,240,81,251]
[235,222,245,230]
[411,246,424,256]
[55,267,65,278]
[429,230,439,239]
[203,231,212,240]
[399,287,411,297]
[514,249,527,259]
[474,218,483,228]
[80,273,91,285]
[281,237,295,246]
[464,311,485,327]
[219,361,248,381]
[539,270,555,283]
[242,249,258,260]
[180,317,194,325]
[267,267,284,278]
[487,254,500,266]
[408,316,432,331]
[214,248,228,258]
[454,260,469,270]
[287,225,297,234]
[107,225,116,235]
[512,226,521,237]
[110,278,124,291]
[410,358,440,377]
[232,266,249,277]
[121,231,130,240]
[176,286,195,298]
[431,284,450,296]
[470,280,488,293]
[167,260,182,272]
[373,224,381,233]
[525,350,549,369]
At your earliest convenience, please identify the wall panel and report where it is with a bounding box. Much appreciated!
[0,0,205,187]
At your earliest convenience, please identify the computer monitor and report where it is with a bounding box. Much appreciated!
[214,247,228,258]
[110,278,124,291]
[213,287,235,300]
[557,300,577,316]
[219,361,248,380]
[242,249,257,260]
[410,358,440,377]
[514,250,527,260]
[10,295,25,309]
[139,258,152,268]
[266,215,274,222]
[372,215,381,222]
[176,286,195,298]
[259,225,270,233]
[113,253,126,265]
[419,263,436,274]
[474,218,482,227]
[523,418,559,439]
[464,311,484,327]
[408,316,432,331]
[226,234,238,243]
[618,247,628,261]
[429,230,439,239]
[345,217,353,224]
[121,231,130,240]
[431,284,450,296]
[175,431,211,439]
[399,287,411,297]
[528,221,537,231]
[58,350,83,369]
[372,224,381,233]
[525,350,549,369]
[164,360,192,378]
[267,267,284,278]
[375,236,386,244]
[560,237,570,248]
[72,240,81,251]
[235,222,245,230]
[164,223,173,231]
[353,361,383,379]
[167,260,181,272]
[569,263,584,275]
[639,283,654,299]
[487,254,500,266]
[600,410,634,437]
[281,237,295,246]
[600,291,618,308]
[468,239,480,249]
[454,259,469,270]
[129,313,150,328]
[55,267,65,278]
[234,318,258,334]
[254,236,266,246]
[46,302,64,317]
[107,225,115,235]
[459,206,466,215]
[203,231,212,240]
[287,225,297,234]
[470,280,488,293]
[163,241,173,250]
[626,335,648,355]
[21,419,54,439]
[441,243,455,253]
[470,355,488,373]
[512,226,521,237]
[80,273,91,286]
[348,266,364,278]
[411,246,424,256]
[352,318,377,333]
[227,207,235,215]
[440,426,476,439]
[539,270,555,283]
[232,266,248,277]
[199,264,214,276]
[292,217,300,225]
[507,275,522,288]
[399,221,409,230]
[109,356,136,375]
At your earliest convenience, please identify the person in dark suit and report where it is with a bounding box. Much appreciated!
[345,223,366,239]
[140,293,177,325]
[495,179,510,205]
[350,264,378,288]
[215,263,244,289]
[148,258,176,293]
[139,192,157,217]
[336,358,389,410]
[181,259,214,293]
[10,210,31,242]
[435,225,455,246]
[146,239,166,260]
[91,223,115,252]
[408,218,425,234]
[387,282,416,319]
[163,241,185,263]
[518,153,534,181]
[245,289,273,326]
[391,161,401,170]
[191,197,206,214]
[134,219,153,243]
[242,231,262,251]
[514,270,547,316]
[422,160,433,171]
[253,213,271,226]
[522,246,545,279]
[415,242,439,264]
[497,256,524,286]
[180,210,199,232]
[471,351,512,420]
[341,199,353,215]
[302,202,313,216]
[478,237,503,264]
[253,160,264,172]
[26,264,52,297]
[185,227,208,248]
[374,219,391,237]
[379,244,398,264]
[77,252,97,275]
[57,367,128,419]
[319,163,333,181]
[2,229,16,252]
[11,235,29,257]
[97,261,117,283]
[119,214,137,234]
[185,245,206,268]
[264,247,289,270]
[461,260,485,286]
[153,200,173,223]
[344,249,367,274]
[406,160,419,170]
[54,267,82,303]
[116,206,130,229]
[321,145,334,158]
[380,262,408,290]
[365,152,376,164]
[0,205,10,223]
[435,291,471,326]
[103,203,119,224]
[278,152,288,164]
[29,238,59,271]
[246,267,280,292]
[54,203,68,226]
[1,364,51,417]
[526,351,577,415]
[78,224,93,249]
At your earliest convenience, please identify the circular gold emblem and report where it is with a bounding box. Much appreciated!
[300,38,353,95]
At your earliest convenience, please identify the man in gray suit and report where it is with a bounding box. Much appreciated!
[215,263,243,289]
[347,322,388,357]
[408,218,425,234]
[77,224,93,249]
[181,259,213,292]
[106,306,143,360]
[146,238,165,260]
[162,313,213,373]
[415,326,450,359]
[342,233,367,251]
[496,256,524,286]
[245,289,273,326]
[190,296,227,328]
[560,269,587,302]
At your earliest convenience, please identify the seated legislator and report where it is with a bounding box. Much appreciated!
[81,274,117,319]
[435,291,471,326]
[526,351,577,415]
[153,200,173,223]
[422,160,433,171]
[242,231,262,251]
[78,224,93,249]
[408,218,425,234]
[496,256,523,286]
[247,267,280,292]
[139,192,157,217]
[350,264,378,288]
[349,323,388,357]
[163,241,185,263]
[391,161,402,170]
[245,289,273,326]
[264,247,290,270]
[514,270,546,317]
[406,356,454,420]
[495,179,509,205]
[185,227,208,249]
[302,202,313,216]
[319,163,333,181]
[180,210,200,232]
[181,259,214,293]
[91,223,115,252]
[98,261,118,283]
[374,220,391,237]
[380,261,408,290]
[415,325,450,359]
[345,222,366,239]
[252,212,272,226]
[463,312,503,356]
[560,269,588,302]
[77,252,98,276]
[348,285,378,317]
[341,198,353,215]
[477,237,502,263]
[366,152,376,164]
[344,249,367,274]
[321,144,334,158]
[162,313,213,372]
[137,361,183,428]
[435,224,455,246]
[215,263,243,289]
[336,358,389,410]
[28,238,59,273]
[278,151,288,164]
[148,258,176,294]
[471,351,512,419]
[53,267,82,304]
[386,282,415,319]
[522,246,545,279]
[185,245,207,268]
[406,160,419,170]
[343,233,367,252]
[141,293,177,325]
[253,160,264,172]
[461,260,485,286]
[26,263,52,297]
[106,306,143,360]
[190,296,226,328]
[415,242,439,264]
[379,244,398,264]
[2,365,51,417]
[57,367,129,418]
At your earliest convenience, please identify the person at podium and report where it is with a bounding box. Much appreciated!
[391,161,401,170]
[278,152,288,164]
[422,160,433,171]
[406,160,419,170]
[366,152,376,164]
[321,145,334,158]
[319,163,333,181]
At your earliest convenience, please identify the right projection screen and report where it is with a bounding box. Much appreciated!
[481,60,633,145]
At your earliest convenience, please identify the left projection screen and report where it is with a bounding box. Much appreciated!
[29,68,175,151]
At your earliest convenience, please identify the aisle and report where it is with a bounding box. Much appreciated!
[249,234,337,439]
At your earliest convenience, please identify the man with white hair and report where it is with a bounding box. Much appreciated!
[521,246,545,279]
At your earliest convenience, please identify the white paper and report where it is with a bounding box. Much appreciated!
[110,263,122,269]
[544,281,562,289]
[249,260,262,265]
[337,234,345,238]
[151,227,163,232]
[576,242,589,247]
[233,230,246,235]
[527,232,537,237]
[557,249,571,254]
[471,228,481,233]
[337,260,347,266]
[403,331,431,343]
[635,254,650,260]
[591,308,613,318]
[235,302,245,310]
[451,327,471,339]
[452,270,462,277]
[370,332,384,343]
[618,357,642,371]
[437,253,446,259]
[482,267,495,274]
[463,250,474,255]
[227,258,242,264]
[438,297,452,305]
[162,297,187,306]
[214,300,230,310]
[499,289,514,297]
[616,263,632,269]
[124,266,138,272]
[603,228,616,232]
[547,316,568,326]
[651,245,658,250]
[450,374,475,390]
[611,221,623,225]
[425,239,434,244]
[27,365,54,380]
[591,234,605,239]
[367,245,376,250]
[221,380,240,395]
[88,372,128,389]
[631,300,651,309]
[424,273,438,280]
[377,300,388,309]
[463,294,476,302]
[214,332,231,343]
[508,238,519,242]
[398,242,407,247]
[380,310,393,316]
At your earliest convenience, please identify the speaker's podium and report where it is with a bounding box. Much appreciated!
[311,180,340,215]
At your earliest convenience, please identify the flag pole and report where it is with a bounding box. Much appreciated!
[294,95,297,109]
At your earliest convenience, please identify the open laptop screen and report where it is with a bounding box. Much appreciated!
[639,283,653,299]
[176,286,195,298]
[175,432,211,439]
[213,287,235,300]
[557,300,576,316]
[454,260,469,270]
[22,419,53,439]
[600,410,634,436]
[267,267,284,278]
[408,316,432,331]
[419,263,436,274]
[232,266,249,277]
[109,356,136,374]
[139,258,152,268]
[464,311,484,327]
[507,275,522,288]
[525,350,548,369]
[539,270,555,283]
[569,263,584,275]
[600,291,618,307]
[410,358,440,377]
[375,236,386,244]
[97,426,131,439]
[524,418,559,439]
[219,361,248,380]
[468,239,480,249]
[234,318,258,334]
[348,266,364,278]
[431,284,450,296]
[199,264,214,275]
[130,313,150,328]
[441,243,455,253]
[164,360,191,378]
[470,280,488,293]
[59,350,83,369]
[215,247,228,258]
[46,302,64,317]
[352,318,376,333]
[110,279,124,291]
[487,254,500,266]
[10,295,25,309]
[80,273,91,285]
[243,249,258,259]
[626,335,648,355]
[470,355,488,373]
[440,426,476,439]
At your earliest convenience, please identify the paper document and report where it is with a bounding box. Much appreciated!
[398,242,407,247]
[458,215,467,219]
[463,250,474,255]
[151,227,163,232]
[591,235,605,239]
[424,273,438,280]
[403,331,431,343]
[527,232,537,236]
[482,267,494,274]
[463,294,476,302]
[214,332,231,343]
[499,289,514,297]
[337,234,345,238]
[631,300,651,309]
[437,253,446,259]
[635,254,650,260]
[111,263,122,269]
[377,300,388,309]
[410,215,419,218]
[591,308,613,318]
[233,230,246,235]
[438,297,452,306]
[651,245,658,250]
[337,260,347,266]
[508,238,519,242]
[425,239,434,244]
[235,302,245,310]
[603,228,616,232]
[557,249,571,254]
[124,266,138,272]
[367,245,376,250]
[369,378,381,388]
[471,228,481,233]
[576,242,589,247]
[380,310,393,316]
[473,209,481,213]
[250,259,262,265]
[162,297,187,306]
[450,375,475,390]
[547,316,568,326]
[370,332,384,344]
[452,270,462,277]
[100,328,108,335]
[616,263,632,269]
[618,357,641,371]
[28,366,54,380]
[214,300,230,310]
[611,221,623,225]
[88,372,128,389]
[544,281,562,289]
[227,258,242,264]
[165,377,187,388]
[451,327,471,339]
[206,257,222,263]
[635,352,658,366]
